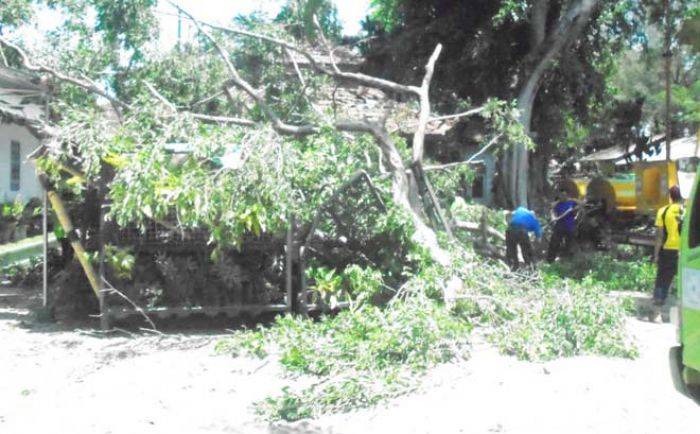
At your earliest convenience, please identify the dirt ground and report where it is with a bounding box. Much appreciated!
[1,286,698,434]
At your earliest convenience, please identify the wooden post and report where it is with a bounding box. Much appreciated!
[299,249,308,316]
[285,214,295,313]
[42,92,50,309]
[38,177,102,300]
[98,199,109,330]
[42,191,48,308]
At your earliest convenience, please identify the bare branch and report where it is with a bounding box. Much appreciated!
[429,106,485,123]
[412,44,443,165]
[312,15,341,74]
[190,113,256,126]
[0,45,8,67]
[421,134,502,172]
[454,221,506,242]
[144,81,176,112]
[190,90,225,108]
[101,278,158,330]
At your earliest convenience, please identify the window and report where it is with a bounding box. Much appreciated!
[10,141,20,192]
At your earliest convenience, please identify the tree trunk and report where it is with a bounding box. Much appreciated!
[506,0,601,207]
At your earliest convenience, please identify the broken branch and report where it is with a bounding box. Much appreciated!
[412,44,443,165]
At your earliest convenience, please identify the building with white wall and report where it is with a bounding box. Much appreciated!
[0,67,47,204]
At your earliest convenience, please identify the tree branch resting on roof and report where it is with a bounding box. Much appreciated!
[0,35,128,122]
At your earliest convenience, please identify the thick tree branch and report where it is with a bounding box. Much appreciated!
[412,44,443,165]
[520,0,601,112]
[509,0,601,207]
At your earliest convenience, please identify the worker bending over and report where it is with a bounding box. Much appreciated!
[651,185,684,322]
[547,188,578,263]
[506,206,542,270]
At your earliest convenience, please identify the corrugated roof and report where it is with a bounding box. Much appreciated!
[640,136,699,162]
[581,134,698,163]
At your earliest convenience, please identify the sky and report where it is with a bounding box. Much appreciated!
[22,0,372,51]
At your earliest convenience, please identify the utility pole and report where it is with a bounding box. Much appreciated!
[664,0,673,161]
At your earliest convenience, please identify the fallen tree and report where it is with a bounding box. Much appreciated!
[0,2,527,311]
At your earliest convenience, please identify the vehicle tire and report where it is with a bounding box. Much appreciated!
[682,366,700,399]
[669,346,689,396]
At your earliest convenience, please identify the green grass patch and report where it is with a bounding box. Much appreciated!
[0,234,57,269]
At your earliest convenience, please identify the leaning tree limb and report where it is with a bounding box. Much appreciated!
[411,44,442,165]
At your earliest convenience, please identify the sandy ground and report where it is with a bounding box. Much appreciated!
[1,287,698,434]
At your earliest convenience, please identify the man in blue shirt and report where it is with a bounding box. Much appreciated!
[506,206,542,270]
[546,188,578,263]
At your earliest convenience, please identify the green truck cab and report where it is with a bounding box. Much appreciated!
[672,165,700,391]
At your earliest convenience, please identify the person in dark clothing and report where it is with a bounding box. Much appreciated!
[505,207,542,270]
[650,185,684,322]
[547,189,578,263]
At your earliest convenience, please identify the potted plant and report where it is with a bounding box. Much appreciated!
[0,198,28,242]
